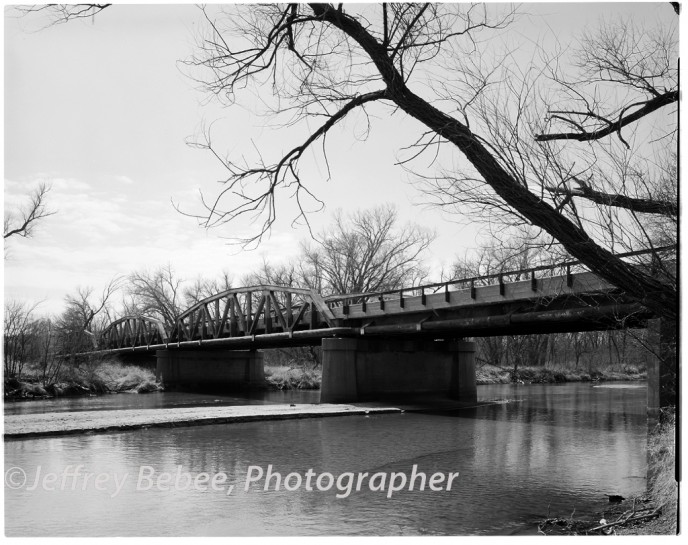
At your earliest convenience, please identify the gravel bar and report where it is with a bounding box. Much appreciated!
[3,404,402,439]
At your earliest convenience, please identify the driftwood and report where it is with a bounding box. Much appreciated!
[588,498,662,534]
[538,499,662,536]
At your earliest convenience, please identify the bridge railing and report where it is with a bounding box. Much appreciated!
[324,245,676,312]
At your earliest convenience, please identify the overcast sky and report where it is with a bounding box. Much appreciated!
[3,2,677,316]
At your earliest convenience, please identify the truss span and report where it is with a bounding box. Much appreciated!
[170,285,336,342]
[99,316,169,350]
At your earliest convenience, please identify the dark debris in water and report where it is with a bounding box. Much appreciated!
[537,497,662,536]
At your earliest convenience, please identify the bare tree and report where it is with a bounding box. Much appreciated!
[3,299,41,377]
[452,227,563,282]
[127,265,185,329]
[184,271,233,306]
[56,277,122,359]
[242,258,316,290]
[63,278,122,333]
[179,3,676,324]
[242,206,434,297]
[300,205,435,296]
[4,182,55,240]
[33,317,63,386]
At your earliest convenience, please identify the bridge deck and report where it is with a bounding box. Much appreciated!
[328,270,615,321]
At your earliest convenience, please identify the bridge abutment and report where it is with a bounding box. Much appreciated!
[320,337,477,403]
[155,349,265,392]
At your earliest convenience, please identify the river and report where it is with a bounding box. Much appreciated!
[4,382,648,536]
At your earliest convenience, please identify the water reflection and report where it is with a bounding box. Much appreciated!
[4,382,647,536]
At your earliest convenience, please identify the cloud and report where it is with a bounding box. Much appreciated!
[48,177,92,192]
[113,175,135,185]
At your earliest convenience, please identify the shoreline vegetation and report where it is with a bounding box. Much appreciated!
[4,359,647,401]
[4,360,163,401]
[475,363,646,385]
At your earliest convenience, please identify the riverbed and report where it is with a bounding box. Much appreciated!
[4,382,648,536]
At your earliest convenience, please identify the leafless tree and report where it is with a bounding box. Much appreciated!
[33,317,63,386]
[242,258,317,291]
[3,299,41,377]
[4,182,55,240]
[127,265,185,329]
[56,277,122,360]
[300,205,435,296]
[242,205,434,297]
[178,3,676,324]
[184,271,234,306]
[452,227,564,282]
[62,278,122,333]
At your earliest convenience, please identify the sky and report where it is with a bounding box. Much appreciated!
[3,1,679,316]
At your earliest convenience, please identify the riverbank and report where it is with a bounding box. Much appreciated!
[3,361,163,400]
[476,364,646,385]
[617,409,677,535]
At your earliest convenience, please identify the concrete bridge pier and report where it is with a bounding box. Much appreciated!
[320,337,477,404]
[155,349,265,392]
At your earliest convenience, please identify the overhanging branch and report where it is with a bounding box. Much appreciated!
[182,89,387,245]
[535,90,677,143]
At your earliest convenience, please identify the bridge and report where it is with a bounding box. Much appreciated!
[85,248,675,408]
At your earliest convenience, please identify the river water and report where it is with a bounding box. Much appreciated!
[4,382,648,536]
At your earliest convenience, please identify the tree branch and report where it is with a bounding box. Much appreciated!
[4,183,56,239]
[548,178,677,216]
[181,89,387,245]
[535,90,677,143]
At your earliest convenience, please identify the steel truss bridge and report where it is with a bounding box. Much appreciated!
[90,248,673,355]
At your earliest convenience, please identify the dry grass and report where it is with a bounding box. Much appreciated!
[647,409,678,533]
[613,408,678,536]
[476,364,512,384]
[6,359,161,397]
[264,365,321,390]
[87,360,160,393]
